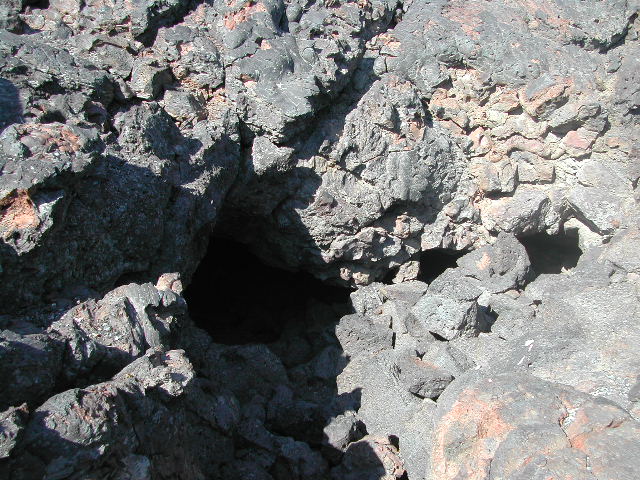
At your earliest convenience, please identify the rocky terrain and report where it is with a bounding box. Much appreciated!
[1,0,639,478]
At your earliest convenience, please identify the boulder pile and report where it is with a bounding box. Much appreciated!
[1,0,639,478]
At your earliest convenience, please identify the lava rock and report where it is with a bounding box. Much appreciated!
[0,330,64,410]
[331,435,406,480]
[0,0,639,477]
[393,351,454,399]
[335,313,394,358]
[411,275,487,340]
[427,372,640,480]
[129,60,173,100]
[322,411,364,457]
[0,403,28,459]
[7,349,195,479]
[48,281,187,382]
[455,232,532,293]
[163,89,206,121]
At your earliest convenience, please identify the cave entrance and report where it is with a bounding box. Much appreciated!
[183,238,387,477]
[25,0,50,11]
[184,237,352,345]
[519,231,582,278]
[417,248,466,283]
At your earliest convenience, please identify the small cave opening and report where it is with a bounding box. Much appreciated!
[24,0,50,11]
[184,236,353,345]
[417,248,466,283]
[519,231,582,278]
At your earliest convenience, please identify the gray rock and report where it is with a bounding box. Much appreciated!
[411,278,486,340]
[40,0,189,41]
[48,281,187,382]
[0,403,28,459]
[400,400,437,480]
[629,377,640,402]
[202,344,289,404]
[615,53,640,113]
[10,349,192,479]
[0,0,639,477]
[427,372,640,480]
[510,278,640,410]
[335,313,393,358]
[163,89,206,121]
[599,227,640,274]
[393,351,454,399]
[482,292,536,341]
[455,232,532,293]
[322,411,364,454]
[0,330,64,410]
[418,342,475,378]
[129,60,173,100]
[340,351,423,440]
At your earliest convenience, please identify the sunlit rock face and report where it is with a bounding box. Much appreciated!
[1,0,640,478]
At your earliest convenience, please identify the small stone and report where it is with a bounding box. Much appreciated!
[411,275,485,340]
[562,128,598,153]
[394,352,454,399]
[155,272,183,294]
[129,61,173,100]
[163,89,205,121]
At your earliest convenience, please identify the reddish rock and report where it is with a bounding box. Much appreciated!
[0,189,39,238]
[519,77,572,119]
[428,372,640,480]
[563,127,598,152]
[223,1,267,31]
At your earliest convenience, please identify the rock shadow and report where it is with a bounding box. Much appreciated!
[0,78,23,133]
[0,108,241,315]
[520,230,582,278]
[183,235,394,478]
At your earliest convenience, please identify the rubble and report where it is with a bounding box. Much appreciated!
[1,0,639,478]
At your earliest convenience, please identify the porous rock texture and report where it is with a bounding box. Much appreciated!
[1,0,640,478]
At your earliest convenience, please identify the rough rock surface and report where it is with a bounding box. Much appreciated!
[428,372,640,480]
[1,0,640,478]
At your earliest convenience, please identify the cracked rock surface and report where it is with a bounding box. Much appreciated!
[1,0,640,478]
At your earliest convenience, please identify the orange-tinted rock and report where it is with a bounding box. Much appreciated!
[428,372,640,480]
[487,87,521,113]
[0,190,39,241]
[223,2,267,31]
[562,128,598,152]
[441,1,487,40]
[519,77,572,119]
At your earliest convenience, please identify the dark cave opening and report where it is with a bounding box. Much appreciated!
[184,237,353,345]
[520,231,582,277]
[183,238,383,477]
[417,248,466,283]
[24,0,50,11]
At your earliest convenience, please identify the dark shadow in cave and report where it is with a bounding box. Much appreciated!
[519,231,582,278]
[417,248,466,284]
[184,236,353,345]
[27,0,50,9]
[183,237,399,478]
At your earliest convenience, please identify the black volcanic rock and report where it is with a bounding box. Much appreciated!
[1,0,639,478]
